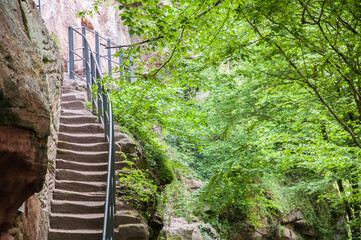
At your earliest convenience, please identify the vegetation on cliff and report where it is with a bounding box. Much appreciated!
[83,0,361,239]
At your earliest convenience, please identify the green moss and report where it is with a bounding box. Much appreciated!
[152,153,175,186]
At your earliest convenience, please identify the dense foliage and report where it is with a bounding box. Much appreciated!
[83,0,361,239]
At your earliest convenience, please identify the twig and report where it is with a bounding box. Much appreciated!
[201,8,230,52]
[148,28,186,78]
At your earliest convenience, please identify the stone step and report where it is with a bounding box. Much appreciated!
[55,180,106,192]
[52,189,105,202]
[56,159,129,171]
[48,229,102,240]
[61,94,76,102]
[61,100,86,110]
[57,149,108,163]
[61,88,84,95]
[52,194,130,213]
[58,141,108,152]
[56,159,107,171]
[55,169,107,182]
[60,115,98,125]
[61,109,94,117]
[59,123,104,134]
[58,132,106,144]
[51,200,105,214]
[115,210,142,226]
[61,93,86,102]
[49,213,103,230]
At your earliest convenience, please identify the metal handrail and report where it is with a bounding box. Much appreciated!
[68,25,116,240]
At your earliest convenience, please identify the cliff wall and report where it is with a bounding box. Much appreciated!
[0,0,63,239]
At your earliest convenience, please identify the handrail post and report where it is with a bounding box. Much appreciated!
[68,27,75,79]
[82,25,86,76]
[107,39,112,77]
[103,90,108,137]
[130,56,134,83]
[84,39,91,100]
[97,81,103,123]
[118,48,124,80]
[89,56,95,104]
[96,32,101,69]
[87,57,97,110]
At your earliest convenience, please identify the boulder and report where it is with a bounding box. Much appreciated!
[161,217,220,240]
[0,0,62,234]
[116,224,150,240]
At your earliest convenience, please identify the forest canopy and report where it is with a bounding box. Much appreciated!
[82,0,361,239]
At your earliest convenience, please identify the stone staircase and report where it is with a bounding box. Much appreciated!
[48,77,107,240]
[48,75,150,240]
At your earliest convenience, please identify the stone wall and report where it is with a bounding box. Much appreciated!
[0,0,63,239]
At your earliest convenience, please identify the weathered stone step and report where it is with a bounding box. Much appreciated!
[60,115,98,125]
[60,123,104,134]
[57,149,107,163]
[51,200,105,214]
[61,88,84,95]
[56,159,129,171]
[58,141,108,152]
[56,169,107,182]
[56,159,107,171]
[115,210,142,225]
[61,109,93,117]
[58,132,106,144]
[52,189,105,202]
[61,92,86,102]
[55,180,106,192]
[49,213,103,230]
[61,100,86,110]
[48,229,102,240]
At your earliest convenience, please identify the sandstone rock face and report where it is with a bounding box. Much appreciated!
[0,0,62,235]
[39,0,131,60]
[160,218,220,240]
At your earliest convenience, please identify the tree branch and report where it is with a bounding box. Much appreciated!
[107,0,223,49]
[246,19,361,148]
[106,36,164,49]
[195,0,222,19]
[147,28,185,78]
[246,101,276,121]
[201,8,230,52]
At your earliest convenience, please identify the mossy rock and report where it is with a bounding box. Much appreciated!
[153,156,175,186]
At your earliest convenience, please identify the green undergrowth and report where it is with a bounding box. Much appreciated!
[158,156,201,224]
[199,175,347,239]
[118,159,158,213]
